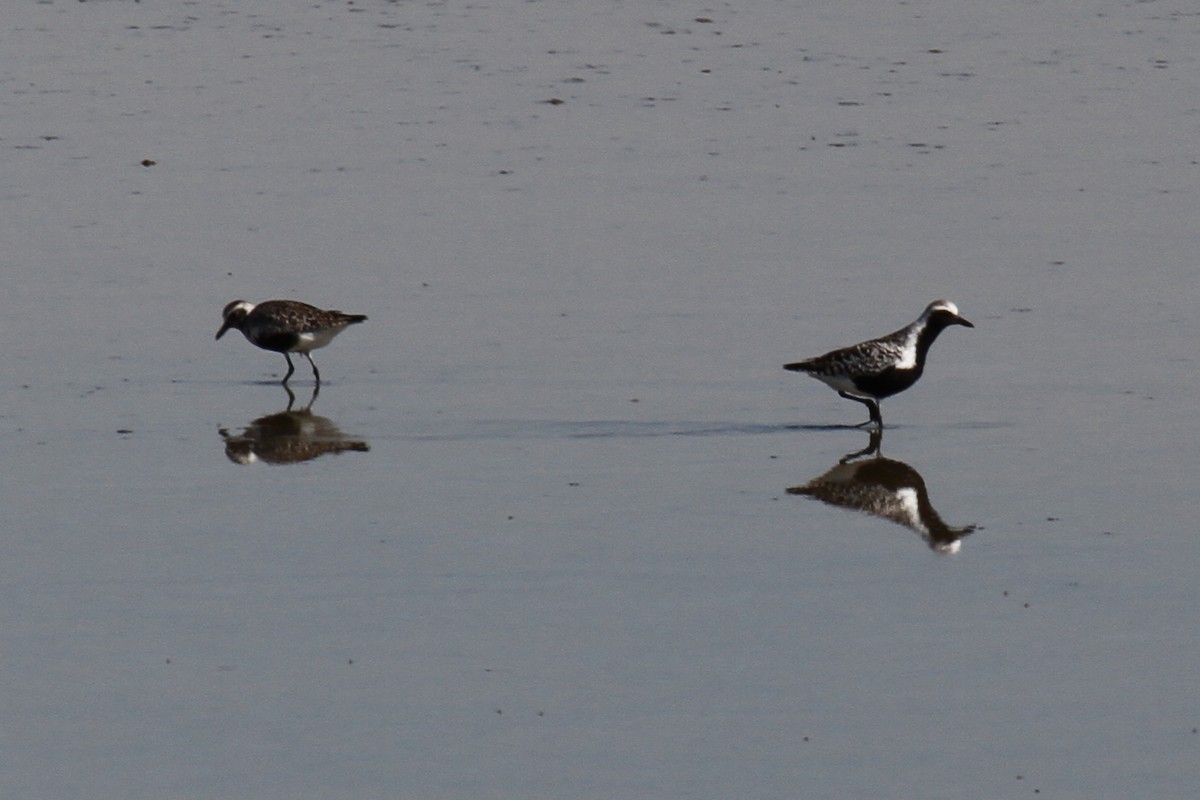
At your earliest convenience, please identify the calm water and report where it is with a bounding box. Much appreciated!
[4,2,1199,798]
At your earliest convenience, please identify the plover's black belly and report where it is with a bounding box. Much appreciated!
[251,330,301,353]
[852,366,922,400]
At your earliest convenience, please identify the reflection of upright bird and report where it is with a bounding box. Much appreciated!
[216,299,367,384]
[784,300,973,427]
[788,442,976,553]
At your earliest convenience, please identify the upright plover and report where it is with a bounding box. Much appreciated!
[216,299,367,384]
[784,299,973,427]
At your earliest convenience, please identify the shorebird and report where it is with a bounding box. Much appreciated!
[216,299,367,384]
[784,299,973,427]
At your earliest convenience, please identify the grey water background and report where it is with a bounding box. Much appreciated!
[4,1,1199,797]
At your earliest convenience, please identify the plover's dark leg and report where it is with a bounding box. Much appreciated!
[840,428,883,463]
[282,353,296,384]
[864,399,882,427]
[838,391,883,428]
[304,353,321,384]
[868,400,882,427]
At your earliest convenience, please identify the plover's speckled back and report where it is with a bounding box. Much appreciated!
[784,299,973,427]
[216,299,367,384]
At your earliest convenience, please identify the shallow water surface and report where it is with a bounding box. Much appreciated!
[4,2,1200,798]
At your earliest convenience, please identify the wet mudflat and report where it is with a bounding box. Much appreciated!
[3,2,1200,798]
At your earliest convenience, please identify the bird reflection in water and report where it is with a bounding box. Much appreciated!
[787,430,977,553]
[218,385,369,465]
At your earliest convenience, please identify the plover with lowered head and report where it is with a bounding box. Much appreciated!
[784,299,973,427]
[216,299,367,384]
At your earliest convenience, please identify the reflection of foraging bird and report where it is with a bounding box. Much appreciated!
[219,408,370,466]
[784,300,973,427]
[216,299,367,385]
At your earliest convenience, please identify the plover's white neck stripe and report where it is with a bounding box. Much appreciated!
[893,326,921,370]
[895,487,924,533]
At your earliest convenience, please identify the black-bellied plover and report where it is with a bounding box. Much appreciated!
[784,299,973,427]
[216,299,367,385]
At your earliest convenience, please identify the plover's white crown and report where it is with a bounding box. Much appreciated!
[923,299,960,318]
[222,299,256,317]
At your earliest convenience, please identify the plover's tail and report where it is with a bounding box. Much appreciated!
[333,313,368,325]
[783,360,813,373]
